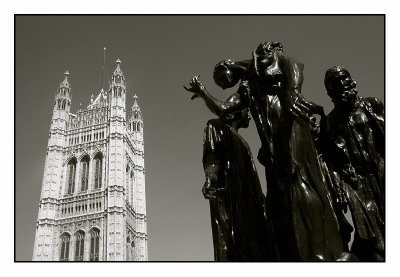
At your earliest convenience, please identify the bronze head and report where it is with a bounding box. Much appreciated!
[324,66,358,107]
[255,41,284,57]
[213,59,242,89]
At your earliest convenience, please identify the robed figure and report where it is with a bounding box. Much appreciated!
[202,109,275,261]
[318,66,385,261]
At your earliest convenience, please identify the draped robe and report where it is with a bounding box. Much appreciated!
[202,118,274,261]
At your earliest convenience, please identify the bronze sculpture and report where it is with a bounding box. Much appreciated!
[318,66,385,261]
[202,109,275,261]
[184,42,382,261]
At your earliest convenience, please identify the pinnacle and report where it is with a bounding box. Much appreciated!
[113,59,124,76]
[131,94,141,110]
[59,70,70,88]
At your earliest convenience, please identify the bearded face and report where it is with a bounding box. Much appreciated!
[327,71,358,108]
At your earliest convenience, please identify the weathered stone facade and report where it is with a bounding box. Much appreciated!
[32,60,147,261]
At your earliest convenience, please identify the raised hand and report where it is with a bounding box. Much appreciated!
[288,93,325,125]
[183,75,207,100]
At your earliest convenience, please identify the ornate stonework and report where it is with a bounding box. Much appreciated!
[32,60,147,261]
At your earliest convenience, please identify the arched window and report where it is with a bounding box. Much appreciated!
[137,123,141,133]
[130,240,135,261]
[90,228,100,261]
[67,159,77,195]
[60,233,71,261]
[130,171,134,204]
[126,237,131,261]
[126,165,130,201]
[125,236,135,261]
[93,153,103,189]
[74,231,85,261]
[80,156,89,192]
[62,100,66,109]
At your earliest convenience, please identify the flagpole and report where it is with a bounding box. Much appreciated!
[101,47,106,92]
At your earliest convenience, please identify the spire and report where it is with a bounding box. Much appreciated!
[55,71,71,112]
[59,71,70,89]
[113,59,124,77]
[130,94,142,117]
[128,94,143,135]
[133,94,139,108]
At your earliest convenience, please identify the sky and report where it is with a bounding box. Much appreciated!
[15,15,384,262]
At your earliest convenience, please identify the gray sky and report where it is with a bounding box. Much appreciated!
[15,15,384,261]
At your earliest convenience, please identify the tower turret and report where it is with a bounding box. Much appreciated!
[128,94,144,143]
[109,59,126,119]
[32,71,72,261]
[51,71,71,130]
[106,59,127,260]
[127,95,147,258]
[55,71,71,111]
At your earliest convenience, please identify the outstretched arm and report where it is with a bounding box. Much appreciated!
[184,75,245,117]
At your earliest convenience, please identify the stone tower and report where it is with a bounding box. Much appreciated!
[32,60,148,261]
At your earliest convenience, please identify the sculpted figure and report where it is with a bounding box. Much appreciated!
[202,109,275,261]
[185,42,355,261]
[318,66,384,261]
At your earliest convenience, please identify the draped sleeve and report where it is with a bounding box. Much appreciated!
[202,119,230,171]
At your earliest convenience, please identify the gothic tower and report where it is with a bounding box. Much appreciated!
[32,60,148,261]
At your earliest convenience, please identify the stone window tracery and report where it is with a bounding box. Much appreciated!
[126,237,131,260]
[90,228,100,261]
[80,156,89,192]
[74,231,85,261]
[67,159,77,195]
[94,154,103,189]
[60,233,71,261]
